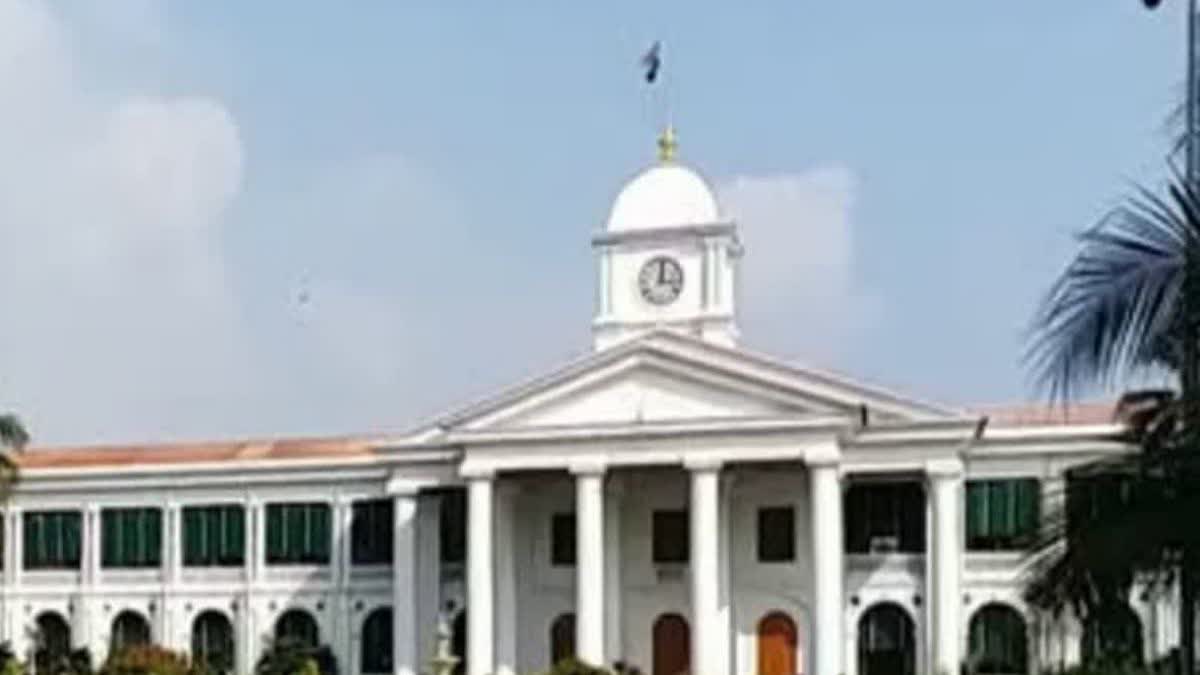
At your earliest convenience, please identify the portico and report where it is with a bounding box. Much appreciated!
[452,434,969,675]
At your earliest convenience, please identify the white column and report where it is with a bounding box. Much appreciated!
[239,500,259,675]
[165,503,181,585]
[717,474,734,675]
[687,459,724,675]
[928,460,963,675]
[7,507,21,588]
[809,456,844,675]
[393,492,419,675]
[494,484,518,675]
[249,499,265,581]
[335,498,354,675]
[416,494,443,664]
[573,463,606,666]
[466,474,495,675]
[603,479,624,663]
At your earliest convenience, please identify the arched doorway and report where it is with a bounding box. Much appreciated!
[549,613,576,666]
[34,612,71,675]
[652,613,690,675]
[361,607,394,674]
[858,603,916,675]
[110,610,151,653]
[192,611,235,675]
[452,610,467,675]
[275,609,320,649]
[968,604,1028,674]
[758,612,797,675]
[1082,603,1144,665]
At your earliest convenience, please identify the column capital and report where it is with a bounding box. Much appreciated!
[387,471,438,496]
[683,456,723,473]
[804,441,841,468]
[925,457,964,480]
[459,464,496,481]
[569,459,607,476]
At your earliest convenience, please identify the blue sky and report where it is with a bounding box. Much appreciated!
[0,2,1186,443]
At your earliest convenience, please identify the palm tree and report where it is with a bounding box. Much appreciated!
[1024,171,1200,674]
[0,413,25,502]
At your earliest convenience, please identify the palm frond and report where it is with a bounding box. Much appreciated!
[0,414,28,451]
[1025,173,1200,402]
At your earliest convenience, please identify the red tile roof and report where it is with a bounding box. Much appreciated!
[973,401,1117,427]
[14,436,380,470]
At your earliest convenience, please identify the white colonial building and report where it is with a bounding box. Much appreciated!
[2,129,1170,675]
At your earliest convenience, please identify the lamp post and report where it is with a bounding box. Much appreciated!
[1145,0,1200,183]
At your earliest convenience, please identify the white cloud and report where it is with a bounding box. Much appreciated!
[0,2,250,442]
[719,168,879,366]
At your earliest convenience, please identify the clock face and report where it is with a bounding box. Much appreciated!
[638,256,684,305]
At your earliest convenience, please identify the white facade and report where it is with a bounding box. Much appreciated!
[5,133,1166,675]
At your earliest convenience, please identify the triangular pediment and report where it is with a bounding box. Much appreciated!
[422,331,963,436]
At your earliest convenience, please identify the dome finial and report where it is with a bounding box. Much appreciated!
[656,124,678,163]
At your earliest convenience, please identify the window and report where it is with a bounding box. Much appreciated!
[845,482,925,554]
[757,506,795,562]
[551,513,576,567]
[352,500,393,565]
[361,608,393,674]
[34,612,71,675]
[110,611,151,652]
[966,479,1040,551]
[265,503,331,565]
[101,508,162,568]
[183,505,245,567]
[23,511,81,570]
[968,604,1028,674]
[440,490,466,564]
[275,609,320,648]
[192,611,235,675]
[652,509,688,564]
[550,613,576,666]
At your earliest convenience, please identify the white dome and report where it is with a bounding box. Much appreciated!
[606,163,721,232]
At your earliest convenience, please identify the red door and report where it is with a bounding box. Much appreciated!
[653,614,691,675]
[758,612,798,675]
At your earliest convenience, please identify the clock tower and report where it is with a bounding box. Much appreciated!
[592,127,742,350]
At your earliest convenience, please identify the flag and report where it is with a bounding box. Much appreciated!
[641,41,661,84]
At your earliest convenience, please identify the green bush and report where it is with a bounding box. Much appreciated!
[254,639,337,675]
[99,645,201,675]
[38,647,93,675]
[535,659,644,675]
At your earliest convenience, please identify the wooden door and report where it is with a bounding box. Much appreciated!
[758,612,798,675]
[653,614,690,675]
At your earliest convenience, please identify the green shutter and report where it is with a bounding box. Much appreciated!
[266,505,284,562]
[312,505,331,562]
[23,514,38,568]
[288,506,306,561]
[64,513,81,567]
[966,483,986,541]
[148,509,162,566]
[183,509,200,565]
[226,506,245,564]
[1018,480,1039,538]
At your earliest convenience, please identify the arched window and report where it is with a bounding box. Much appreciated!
[549,613,575,666]
[192,611,235,675]
[275,609,320,649]
[858,603,916,675]
[969,604,1028,674]
[652,613,690,675]
[110,610,151,653]
[757,612,797,675]
[34,612,71,675]
[1082,603,1144,666]
[361,607,393,674]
